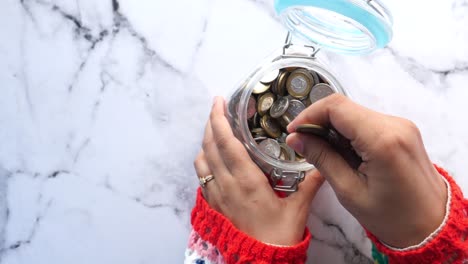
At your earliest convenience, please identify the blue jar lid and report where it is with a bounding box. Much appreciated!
[274,0,393,55]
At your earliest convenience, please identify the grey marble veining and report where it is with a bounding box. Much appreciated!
[0,0,467,263]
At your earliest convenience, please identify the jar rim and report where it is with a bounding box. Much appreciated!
[275,0,393,55]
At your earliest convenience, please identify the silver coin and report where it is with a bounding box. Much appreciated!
[260,69,280,84]
[286,99,306,119]
[280,143,296,161]
[254,136,268,142]
[270,96,290,118]
[310,70,320,85]
[278,132,288,143]
[309,83,335,104]
[258,138,281,158]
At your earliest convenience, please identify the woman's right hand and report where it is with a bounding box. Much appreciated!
[286,94,448,248]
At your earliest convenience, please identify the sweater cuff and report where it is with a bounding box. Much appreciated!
[191,188,311,264]
[367,165,468,263]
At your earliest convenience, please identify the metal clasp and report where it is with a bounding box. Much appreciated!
[282,32,321,58]
[269,168,306,193]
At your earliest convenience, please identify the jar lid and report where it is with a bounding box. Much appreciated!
[274,0,393,54]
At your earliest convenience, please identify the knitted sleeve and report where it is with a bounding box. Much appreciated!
[186,188,311,264]
[368,165,468,264]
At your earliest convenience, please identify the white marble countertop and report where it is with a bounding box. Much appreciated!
[0,0,467,263]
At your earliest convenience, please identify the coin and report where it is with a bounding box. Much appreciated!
[257,92,276,116]
[279,114,293,129]
[279,143,296,161]
[275,71,289,96]
[302,97,312,108]
[260,115,282,138]
[253,82,271,94]
[247,95,257,119]
[270,96,290,118]
[251,127,267,137]
[310,70,320,85]
[287,69,314,98]
[285,99,306,119]
[295,124,362,169]
[254,136,268,142]
[309,83,335,104]
[261,69,280,84]
[251,112,261,128]
[258,138,281,158]
[295,124,329,139]
[278,132,288,143]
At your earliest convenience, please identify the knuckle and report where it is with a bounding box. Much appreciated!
[400,118,421,139]
[202,136,215,151]
[328,93,348,106]
[214,134,231,150]
[378,118,421,153]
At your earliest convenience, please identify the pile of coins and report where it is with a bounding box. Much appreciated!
[247,67,335,161]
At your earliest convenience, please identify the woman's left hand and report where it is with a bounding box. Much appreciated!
[194,97,324,246]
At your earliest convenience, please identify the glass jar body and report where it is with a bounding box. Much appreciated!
[226,48,349,191]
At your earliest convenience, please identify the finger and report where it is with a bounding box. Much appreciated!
[287,169,324,208]
[287,94,382,151]
[210,96,263,177]
[194,150,222,211]
[286,132,366,199]
[202,118,232,187]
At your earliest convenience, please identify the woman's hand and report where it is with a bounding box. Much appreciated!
[194,97,324,246]
[286,94,447,248]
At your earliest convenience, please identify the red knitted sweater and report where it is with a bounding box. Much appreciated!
[191,166,468,263]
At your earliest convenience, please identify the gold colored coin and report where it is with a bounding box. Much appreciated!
[260,115,282,138]
[253,82,271,94]
[275,71,289,96]
[251,127,267,137]
[279,143,296,161]
[257,92,276,116]
[286,69,314,98]
[295,124,329,139]
[279,114,293,129]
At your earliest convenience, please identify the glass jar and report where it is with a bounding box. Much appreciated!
[227,0,393,192]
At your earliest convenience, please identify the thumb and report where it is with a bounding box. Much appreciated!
[286,132,364,196]
[287,169,324,208]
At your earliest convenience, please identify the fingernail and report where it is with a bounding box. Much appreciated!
[287,135,304,154]
[286,124,294,133]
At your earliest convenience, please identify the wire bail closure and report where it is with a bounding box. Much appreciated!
[282,32,321,58]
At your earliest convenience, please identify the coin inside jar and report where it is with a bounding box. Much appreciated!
[260,115,282,138]
[310,83,335,104]
[285,99,306,119]
[258,138,281,158]
[270,96,290,118]
[253,82,271,94]
[247,95,257,119]
[246,66,335,164]
[260,69,280,84]
[257,92,276,116]
[274,71,289,96]
[286,69,314,98]
[279,143,296,161]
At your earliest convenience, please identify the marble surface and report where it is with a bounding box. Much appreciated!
[0,0,467,263]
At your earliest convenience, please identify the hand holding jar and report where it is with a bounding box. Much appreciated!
[194,97,324,246]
